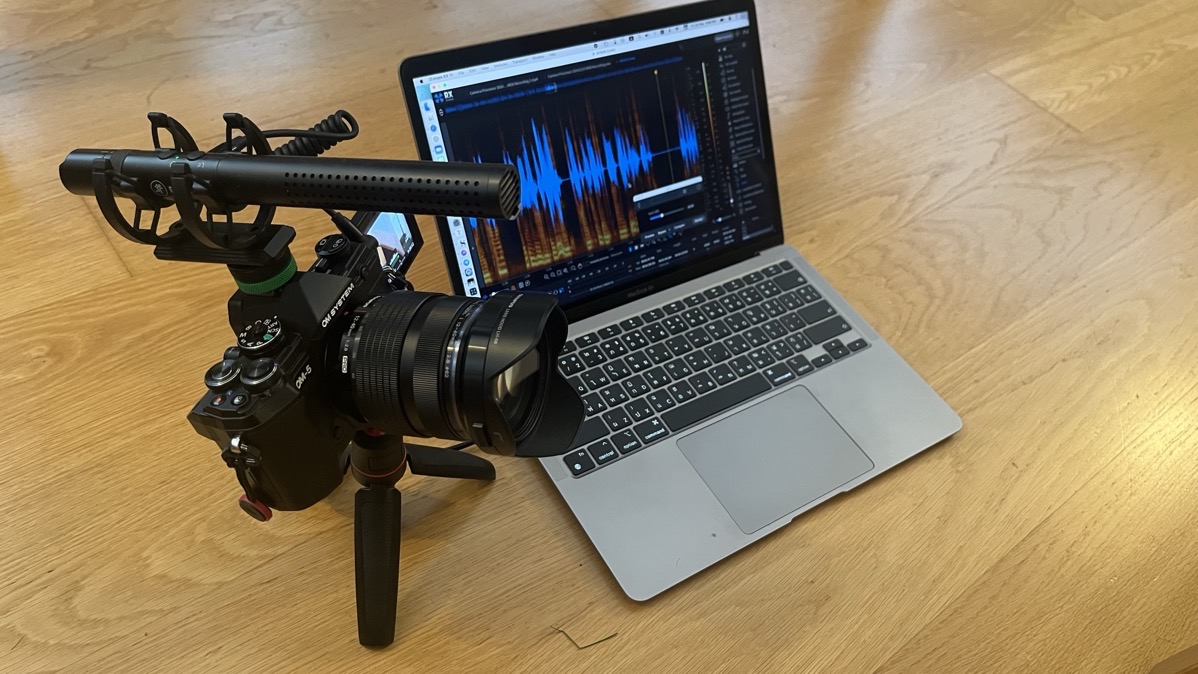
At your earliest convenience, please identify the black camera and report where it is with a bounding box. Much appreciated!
[60,109,583,647]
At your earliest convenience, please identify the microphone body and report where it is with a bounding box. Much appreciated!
[60,150,520,220]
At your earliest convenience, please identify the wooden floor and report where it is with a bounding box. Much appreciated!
[3,0,1197,671]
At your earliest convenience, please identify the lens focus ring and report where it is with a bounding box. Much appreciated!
[352,292,428,434]
[409,299,472,438]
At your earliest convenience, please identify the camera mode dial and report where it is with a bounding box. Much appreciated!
[237,316,283,353]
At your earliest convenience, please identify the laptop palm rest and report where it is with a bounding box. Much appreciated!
[678,386,875,535]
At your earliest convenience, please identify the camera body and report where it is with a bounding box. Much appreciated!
[190,231,392,511]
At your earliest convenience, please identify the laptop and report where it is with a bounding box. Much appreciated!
[399,0,962,600]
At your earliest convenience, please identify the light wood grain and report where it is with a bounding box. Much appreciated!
[3,0,1198,672]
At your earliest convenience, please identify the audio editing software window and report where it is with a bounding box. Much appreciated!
[413,11,772,304]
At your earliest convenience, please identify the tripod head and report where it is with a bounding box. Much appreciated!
[59,110,583,647]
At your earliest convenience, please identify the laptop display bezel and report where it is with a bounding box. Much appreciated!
[398,0,783,321]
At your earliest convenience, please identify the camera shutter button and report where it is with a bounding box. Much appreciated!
[240,358,278,392]
[205,359,241,390]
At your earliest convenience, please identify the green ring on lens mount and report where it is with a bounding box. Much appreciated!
[234,255,297,295]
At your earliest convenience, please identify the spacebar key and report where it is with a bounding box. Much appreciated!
[661,374,770,432]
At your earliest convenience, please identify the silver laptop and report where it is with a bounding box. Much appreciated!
[399,0,961,600]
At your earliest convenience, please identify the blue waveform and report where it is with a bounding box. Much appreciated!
[564,124,652,196]
[677,107,700,167]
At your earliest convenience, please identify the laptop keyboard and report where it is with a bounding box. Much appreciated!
[558,260,870,477]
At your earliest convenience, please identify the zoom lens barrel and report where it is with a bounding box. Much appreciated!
[335,291,582,457]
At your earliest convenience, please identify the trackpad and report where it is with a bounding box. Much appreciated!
[678,386,874,534]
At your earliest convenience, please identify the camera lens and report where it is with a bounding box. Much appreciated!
[334,291,582,457]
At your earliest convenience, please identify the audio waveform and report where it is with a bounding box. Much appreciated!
[450,79,703,287]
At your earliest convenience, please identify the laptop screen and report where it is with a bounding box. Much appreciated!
[403,4,779,310]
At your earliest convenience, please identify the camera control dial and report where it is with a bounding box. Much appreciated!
[237,316,283,353]
[240,358,279,392]
[204,359,241,390]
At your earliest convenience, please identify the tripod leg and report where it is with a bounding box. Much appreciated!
[354,485,401,647]
[407,444,496,481]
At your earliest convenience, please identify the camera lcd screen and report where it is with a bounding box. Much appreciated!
[357,211,423,274]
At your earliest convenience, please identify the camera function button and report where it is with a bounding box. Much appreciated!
[231,393,249,407]
[315,234,348,258]
[204,359,241,389]
[240,359,278,391]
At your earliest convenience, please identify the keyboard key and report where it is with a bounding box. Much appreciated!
[780,291,804,311]
[786,355,815,376]
[730,356,757,377]
[626,398,654,422]
[661,374,771,432]
[559,354,585,376]
[723,278,746,291]
[625,351,653,372]
[742,306,769,324]
[804,317,852,345]
[666,335,694,357]
[719,294,746,312]
[798,286,822,303]
[647,391,677,412]
[664,360,693,380]
[682,308,707,327]
[763,264,783,277]
[561,340,577,355]
[780,260,794,270]
[581,393,607,416]
[612,430,642,454]
[725,312,750,332]
[797,301,837,324]
[685,293,705,307]
[780,313,806,333]
[600,339,628,359]
[644,367,671,389]
[663,315,689,335]
[646,344,673,364]
[597,325,622,340]
[812,354,833,368]
[848,338,869,351]
[668,381,698,404]
[600,384,629,407]
[767,341,795,361]
[744,327,769,348]
[621,331,649,351]
[773,270,805,290]
[580,345,607,367]
[761,298,786,318]
[763,365,795,386]
[580,368,610,390]
[641,308,665,322]
[623,375,651,398]
[602,407,633,431]
[748,348,775,369]
[588,440,618,465]
[706,319,732,340]
[568,376,587,396]
[564,449,595,476]
[602,359,631,381]
[786,333,813,352]
[684,351,712,371]
[738,287,764,304]
[619,316,644,331]
[689,371,717,395]
[570,417,609,450]
[758,280,781,298]
[664,301,687,314]
[827,344,851,360]
[727,334,751,355]
[762,319,787,341]
[700,302,727,320]
[704,342,733,363]
[576,333,601,347]
[710,363,737,386]
[685,327,713,348]
[633,417,670,444]
[703,286,726,299]
[643,323,670,343]
[744,271,764,284]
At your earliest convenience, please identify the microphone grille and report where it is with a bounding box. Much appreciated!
[497,166,520,220]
